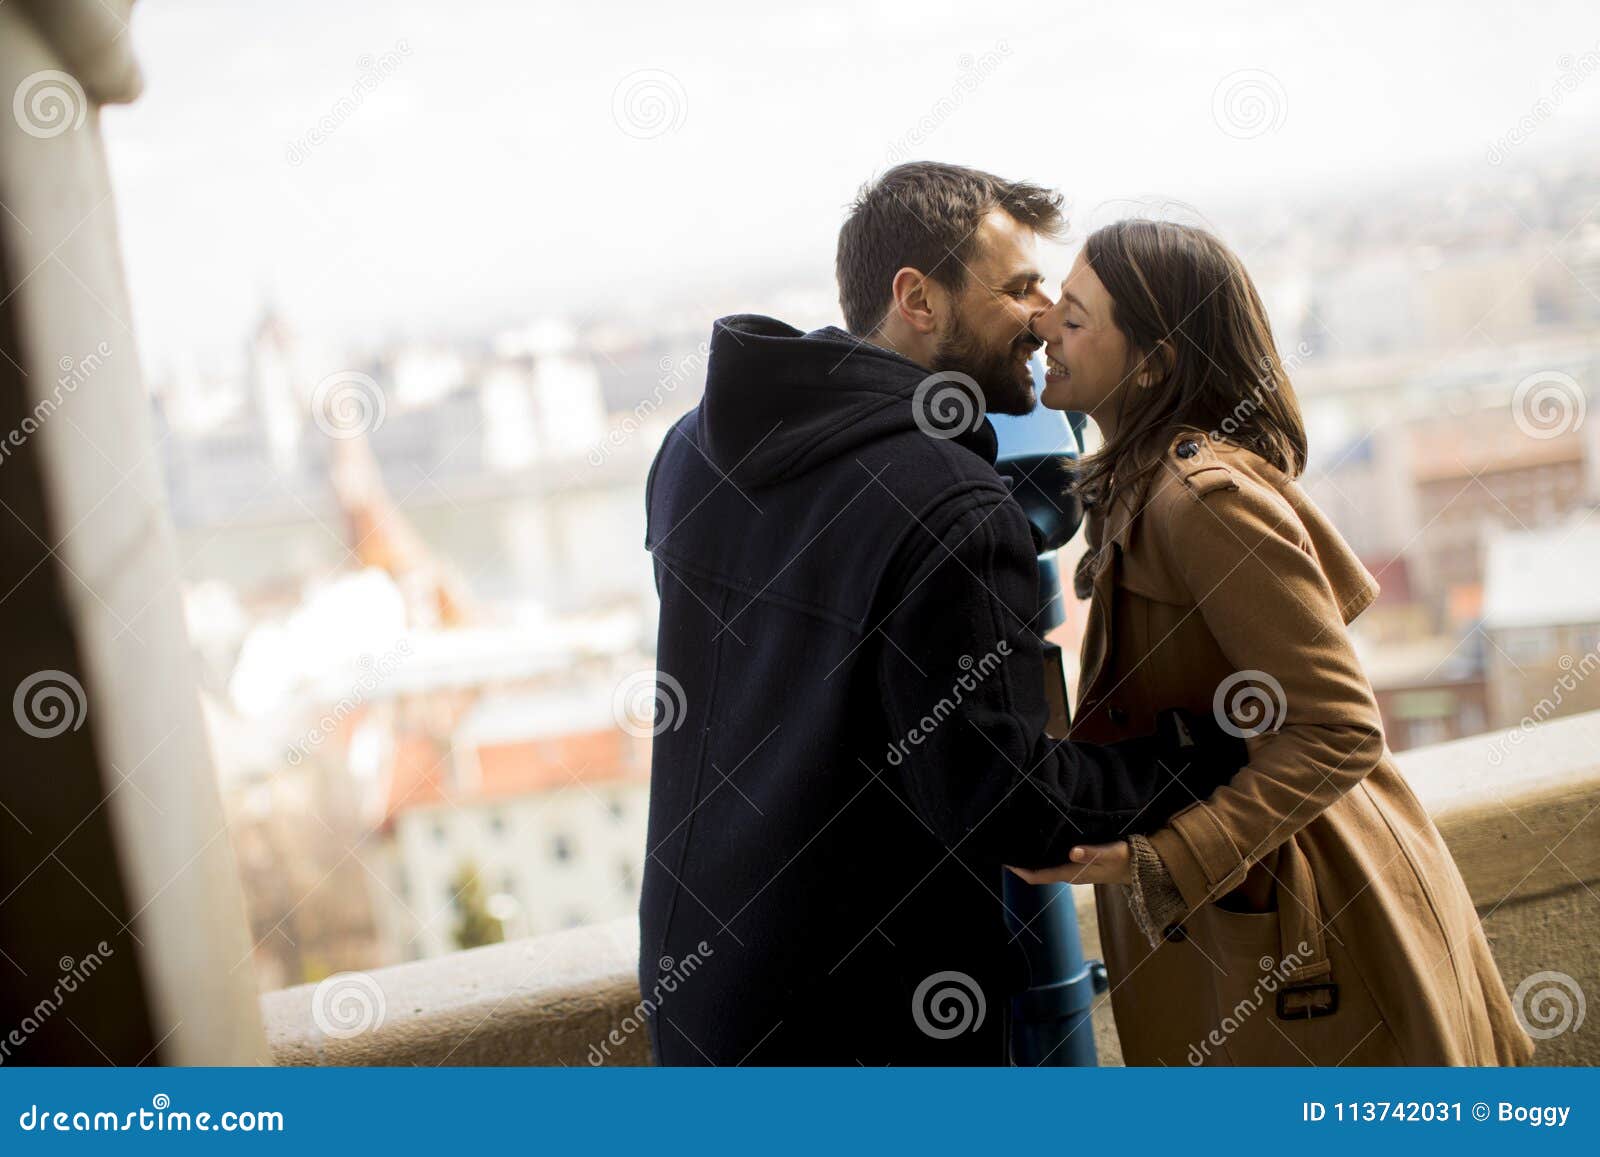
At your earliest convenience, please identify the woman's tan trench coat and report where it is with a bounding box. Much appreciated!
[1069,429,1534,1066]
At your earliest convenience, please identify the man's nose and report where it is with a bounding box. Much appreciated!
[1024,294,1054,337]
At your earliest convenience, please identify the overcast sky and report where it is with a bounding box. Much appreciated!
[101,0,1600,371]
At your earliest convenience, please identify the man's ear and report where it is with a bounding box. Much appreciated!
[889,266,939,336]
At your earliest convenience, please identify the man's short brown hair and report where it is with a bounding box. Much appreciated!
[835,162,1065,337]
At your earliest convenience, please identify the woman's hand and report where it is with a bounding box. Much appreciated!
[1007,841,1132,886]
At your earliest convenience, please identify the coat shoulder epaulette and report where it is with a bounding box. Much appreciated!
[1167,431,1238,499]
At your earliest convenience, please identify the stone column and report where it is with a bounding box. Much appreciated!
[0,0,267,1064]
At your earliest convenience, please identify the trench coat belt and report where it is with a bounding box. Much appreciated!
[1275,835,1332,986]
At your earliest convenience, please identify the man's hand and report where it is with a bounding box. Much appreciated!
[1007,840,1132,886]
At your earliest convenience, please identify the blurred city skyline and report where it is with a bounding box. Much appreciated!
[101,0,1600,372]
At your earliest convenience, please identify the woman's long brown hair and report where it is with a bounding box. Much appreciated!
[1070,220,1308,514]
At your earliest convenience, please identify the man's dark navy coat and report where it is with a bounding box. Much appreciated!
[640,315,1216,1065]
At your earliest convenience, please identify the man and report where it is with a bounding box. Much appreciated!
[638,162,1240,1065]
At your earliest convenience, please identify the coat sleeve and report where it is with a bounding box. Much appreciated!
[873,493,1223,868]
[1143,473,1387,911]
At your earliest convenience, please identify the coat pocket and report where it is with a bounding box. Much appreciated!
[1194,903,1400,1065]
[1191,905,1301,1064]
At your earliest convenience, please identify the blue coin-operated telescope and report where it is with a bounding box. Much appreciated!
[989,377,1108,1067]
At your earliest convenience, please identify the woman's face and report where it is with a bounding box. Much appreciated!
[1031,250,1140,427]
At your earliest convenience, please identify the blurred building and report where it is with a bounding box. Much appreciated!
[1295,331,1600,751]
[1481,519,1600,731]
[369,691,651,961]
[1408,397,1599,608]
[1302,356,1600,622]
[1362,632,1489,751]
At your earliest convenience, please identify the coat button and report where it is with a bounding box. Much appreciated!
[1175,439,1199,459]
[1108,706,1129,726]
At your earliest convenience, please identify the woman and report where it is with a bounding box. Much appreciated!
[1015,220,1533,1066]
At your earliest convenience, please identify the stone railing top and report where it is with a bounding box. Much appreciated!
[262,918,643,1066]
[1394,707,1600,814]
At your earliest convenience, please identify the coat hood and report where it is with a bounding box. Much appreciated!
[697,314,997,487]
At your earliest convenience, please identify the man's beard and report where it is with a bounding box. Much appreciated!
[931,313,1038,417]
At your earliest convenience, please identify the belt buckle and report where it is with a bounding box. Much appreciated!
[1276,981,1339,1020]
